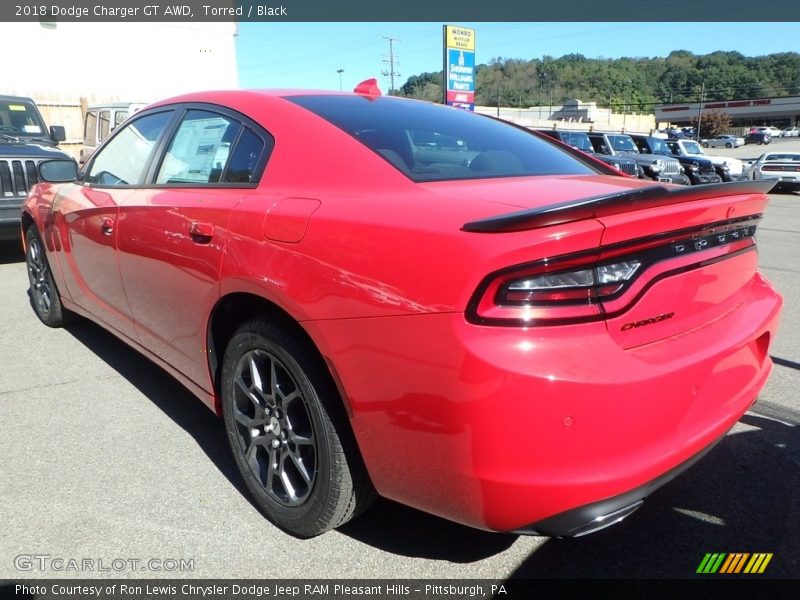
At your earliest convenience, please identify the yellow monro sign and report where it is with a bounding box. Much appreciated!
[445,25,475,51]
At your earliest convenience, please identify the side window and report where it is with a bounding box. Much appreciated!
[98,110,111,142]
[156,110,242,184]
[86,111,173,187]
[223,129,265,183]
[114,111,128,128]
[84,111,97,145]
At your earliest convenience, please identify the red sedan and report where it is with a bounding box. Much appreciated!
[21,84,782,537]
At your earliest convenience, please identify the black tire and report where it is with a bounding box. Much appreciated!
[702,142,709,148]
[25,226,73,327]
[221,317,375,537]
[725,142,732,148]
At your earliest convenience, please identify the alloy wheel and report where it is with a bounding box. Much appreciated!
[231,349,317,506]
[27,236,52,316]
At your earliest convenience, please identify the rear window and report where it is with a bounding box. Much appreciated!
[286,95,595,182]
[764,154,800,162]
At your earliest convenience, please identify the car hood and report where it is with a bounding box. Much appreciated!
[674,155,713,166]
[0,140,67,158]
[595,155,637,165]
[698,154,743,173]
[616,151,679,165]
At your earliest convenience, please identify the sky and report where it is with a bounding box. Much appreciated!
[236,22,800,92]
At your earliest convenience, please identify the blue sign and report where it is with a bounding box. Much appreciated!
[446,48,475,93]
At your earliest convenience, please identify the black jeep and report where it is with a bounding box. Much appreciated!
[1,95,70,240]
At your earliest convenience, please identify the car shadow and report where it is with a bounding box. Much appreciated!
[62,319,259,512]
[0,238,24,264]
[338,497,516,561]
[503,408,800,579]
[771,355,800,371]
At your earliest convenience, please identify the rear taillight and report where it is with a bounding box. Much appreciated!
[762,165,800,172]
[502,260,641,305]
[467,217,759,326]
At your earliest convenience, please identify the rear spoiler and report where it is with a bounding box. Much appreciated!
[461,180,776,233]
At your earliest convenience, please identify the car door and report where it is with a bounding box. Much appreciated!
[116,106,271,391]
[50,109,175,339]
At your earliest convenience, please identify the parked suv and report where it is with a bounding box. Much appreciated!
[630,134,720,185]
[536,129,642,178]
[0,95,69,239]
[667,138,745,182]
[588,132,689,184]
[80,102,147,165]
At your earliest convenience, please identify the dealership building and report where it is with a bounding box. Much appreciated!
[656,95,800,128]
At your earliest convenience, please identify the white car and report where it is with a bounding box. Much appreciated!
[703,135,745,148]
[780,127,800,137]
[745,151,800,192]
[757,126,783,139]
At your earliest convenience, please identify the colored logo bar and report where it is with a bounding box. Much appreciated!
[697,553,773,574]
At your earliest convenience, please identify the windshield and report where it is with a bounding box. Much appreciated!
[682,141,702,154]
[287,95,595,182]
[607,135,639,154]
[644,137,671,155]
[0,99,47,138]
[561,131,594,152]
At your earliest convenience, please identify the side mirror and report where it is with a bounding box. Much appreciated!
[50,125,66,143]
[38,159,78,182]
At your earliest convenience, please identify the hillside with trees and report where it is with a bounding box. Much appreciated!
[400,51,800,110]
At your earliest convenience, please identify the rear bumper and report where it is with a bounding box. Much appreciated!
[515,431,725,537]
[765,178,800,191]
[306,272,782,534]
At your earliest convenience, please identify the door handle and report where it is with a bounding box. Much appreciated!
[189,221,214,242]
[100,217,114,236]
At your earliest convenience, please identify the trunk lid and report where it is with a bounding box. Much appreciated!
[462,180,772,347]
[595,191,766,348]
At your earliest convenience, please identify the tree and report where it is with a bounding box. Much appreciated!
[398,51,800,110]
[689,111,732,138]
[400,71,442,99]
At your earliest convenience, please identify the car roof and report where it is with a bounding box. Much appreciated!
[0,94,36,103]
[150,88,342,106]
[144,88,398,121]
[86,102,148,109]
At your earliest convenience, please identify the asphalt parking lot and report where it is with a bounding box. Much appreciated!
[0,191,798,581]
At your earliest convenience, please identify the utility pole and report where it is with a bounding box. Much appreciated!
[336,69,344,91]
[620,79,633,131]
[538,71,550,119]
[696,81,706,141]
[381,36,401,95]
